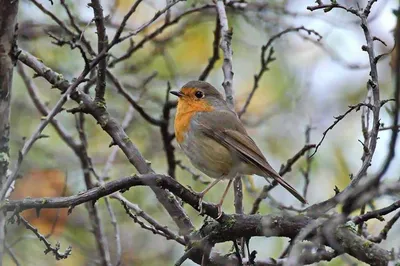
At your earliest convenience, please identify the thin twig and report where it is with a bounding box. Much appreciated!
[113,0,144,41]
[117,4,213,64]
[175,160,209,184]
[350,7,381,186]
[352,200,400,224]
[310,103,373,157]
[112,193,186,245]
[104,197,121,266]
[17,62,80,150]
[198,14,221,81]
[16,215,72,260]
[106,70,164,126]
[101,106,135,179]
[238,26,322,117]
[118,0,183,43]
[30,0,75,36]
[250,144,315,214]
[368,210,400,243]
[300,126,313,203]
[109,4,214,67]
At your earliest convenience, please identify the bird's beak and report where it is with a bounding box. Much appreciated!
[170,91,184,98]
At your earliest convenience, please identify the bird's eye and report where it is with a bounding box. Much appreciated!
[194,91,204,99]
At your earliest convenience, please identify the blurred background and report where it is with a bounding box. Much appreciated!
[6,0,400,265]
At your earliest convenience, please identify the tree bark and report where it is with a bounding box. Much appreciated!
[0,0,19,265]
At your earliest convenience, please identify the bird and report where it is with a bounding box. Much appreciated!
[170,80,307,218]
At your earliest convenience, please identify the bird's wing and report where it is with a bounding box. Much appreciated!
[194,110,307,204]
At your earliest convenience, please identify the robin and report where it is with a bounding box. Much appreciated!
[170,80,307,217]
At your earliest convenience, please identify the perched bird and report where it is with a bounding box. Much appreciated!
[170,81,306,217]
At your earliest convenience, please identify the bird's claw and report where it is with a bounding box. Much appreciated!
[198,197,205,215]
[187,186,205,214]
[216,204,223,219]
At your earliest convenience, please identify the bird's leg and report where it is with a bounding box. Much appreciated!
[192,178,222,214]
[216,178,233,219]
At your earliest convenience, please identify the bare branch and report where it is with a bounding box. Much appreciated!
[0,1,19,264]
[368,210,400,243]
[238,26,322,117]
[90,0,109,103]
[14,215,72,260]
[109,4,213,67]
[112,193,185,245]
[352,200,400,224]
[104,197,121,266]
[112,0,144,42]
[310,103,373,157]
[30,0,75,36]
[118,0,183,43]
[106,70,164,126]
[198,15,221,81]
[215,0,234,109]
[17,62,80,151]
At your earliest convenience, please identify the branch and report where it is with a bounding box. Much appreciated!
[307,0,382,196]
[0,1,19,264]
[14,215,72,260]
[90,0,108,103]
[368,210,400,243]
[1,173,395,265]
[198,14,221,81]
[1,173,220,217]
[238,26,322,117]
[109,4,214,67]
[352,200,400,224]
[215,0,234,109]
[30,0,75,36]
[301,126,314,202]
[106,70,165,126]
[160,83,176,178]
[310,103,373,157]
[104,197,121,266]
[112,0,144,42]
[112,193,185,245]
[350,2,381,187]
[369,3,400,185]
[118,0,183,43]
[17,62,80,151]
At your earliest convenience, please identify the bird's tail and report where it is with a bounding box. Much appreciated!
[262,172,307,204]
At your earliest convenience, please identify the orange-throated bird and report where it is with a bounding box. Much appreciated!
[170,81,306,217]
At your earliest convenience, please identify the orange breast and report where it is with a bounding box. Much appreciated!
[174,98,213,143]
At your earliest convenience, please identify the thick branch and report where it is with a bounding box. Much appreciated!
[0,0,19,264]
[1,173,393,265]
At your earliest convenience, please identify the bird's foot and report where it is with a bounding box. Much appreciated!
[198,196,205,215]
[187,186,205,214]
[215,203,223,219]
